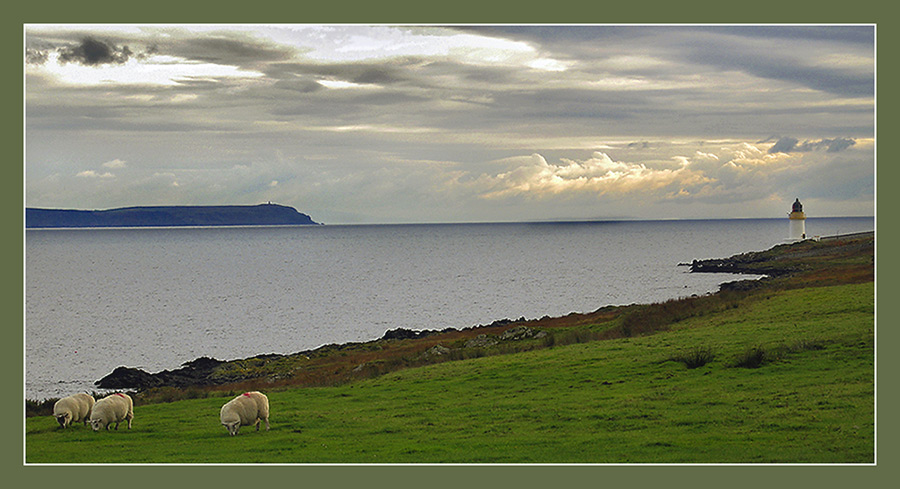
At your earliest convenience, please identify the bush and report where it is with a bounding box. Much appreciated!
[734,346,768,368]
[670,346,716,369]
[732,339,825,369]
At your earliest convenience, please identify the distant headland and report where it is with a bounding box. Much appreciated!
[25,203,320,228]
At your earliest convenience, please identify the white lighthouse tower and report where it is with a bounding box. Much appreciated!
[788,198,806,241]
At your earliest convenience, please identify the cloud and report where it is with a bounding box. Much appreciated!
[25,48,49,65]
[102,159,127,168]
[76,170,114,178]
[798,138,857,153]
[452,138,871,214]
[24,25,874,222]
[57,37,134,66]
[471,152,711,201]
[768,137,799,154]
[170,34,295,70]
[768,137,857,154]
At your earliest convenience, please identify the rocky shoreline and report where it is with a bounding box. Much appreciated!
[94,318,529,391]
[92,232,874,395]
[687,231,873,276]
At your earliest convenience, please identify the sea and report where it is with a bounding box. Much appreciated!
[25,217,874,401]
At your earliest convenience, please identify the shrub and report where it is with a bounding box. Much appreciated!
[732,339,825,369]
[670,346,716,369]
[734,346,768,368]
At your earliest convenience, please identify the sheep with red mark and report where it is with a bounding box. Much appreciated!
[89,393,134,431]
[220,391,269,436]
[53,393,95,428]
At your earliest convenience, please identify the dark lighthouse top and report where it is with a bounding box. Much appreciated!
[792,198,803,213]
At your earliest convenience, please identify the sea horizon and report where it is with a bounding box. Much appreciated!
[24,213,876,229]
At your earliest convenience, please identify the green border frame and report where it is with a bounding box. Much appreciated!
[10,1,892,487]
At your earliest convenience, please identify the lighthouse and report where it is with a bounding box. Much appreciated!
[788,198,806,241]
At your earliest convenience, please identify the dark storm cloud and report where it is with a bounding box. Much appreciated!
[58,37,133,65]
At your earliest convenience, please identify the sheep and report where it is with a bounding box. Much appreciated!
[53,393,95,428]
[220,391,269,436]
[89,393,134,431]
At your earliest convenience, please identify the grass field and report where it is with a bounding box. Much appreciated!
[25,281,874,464]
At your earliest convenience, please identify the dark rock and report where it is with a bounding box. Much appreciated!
[381,328,438,340]
[180,356,225,370]
[95,356,227,390]
[95,366,163,389]
[718,279,769,292]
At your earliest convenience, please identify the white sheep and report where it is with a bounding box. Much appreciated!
[89,393,134,431]
[220,391,269,436]
[53,393,95,428]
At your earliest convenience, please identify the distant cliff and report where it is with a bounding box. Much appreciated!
[26,204,320,228]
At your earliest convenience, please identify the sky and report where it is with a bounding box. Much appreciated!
[24,24,875,224]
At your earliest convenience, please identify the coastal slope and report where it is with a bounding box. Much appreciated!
[25,203,319,228]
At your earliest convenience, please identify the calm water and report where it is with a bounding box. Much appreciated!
[25,217,873,400]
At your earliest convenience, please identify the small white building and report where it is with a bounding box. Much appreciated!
[788,198,806,241]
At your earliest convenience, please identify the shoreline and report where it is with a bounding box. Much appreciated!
[26,230,874,406]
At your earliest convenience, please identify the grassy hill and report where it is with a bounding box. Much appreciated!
[24,235,874,463]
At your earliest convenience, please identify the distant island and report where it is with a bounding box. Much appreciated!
[25,203,320,228]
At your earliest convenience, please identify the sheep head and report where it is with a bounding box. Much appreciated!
[55,413,70,428]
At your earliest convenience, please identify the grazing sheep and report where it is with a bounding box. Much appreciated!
[89,393,134,431]
[220,391,269,436]
[53,393,95,428]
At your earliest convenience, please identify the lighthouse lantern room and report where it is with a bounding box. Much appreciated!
[788,198,806,241]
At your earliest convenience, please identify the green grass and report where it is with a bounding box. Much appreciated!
[25,282,874,464]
